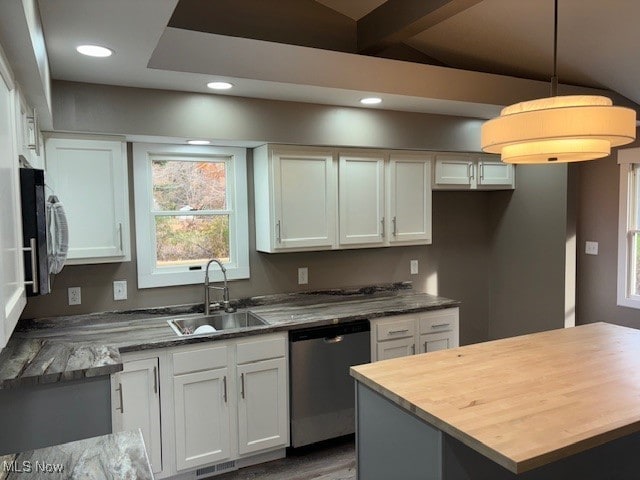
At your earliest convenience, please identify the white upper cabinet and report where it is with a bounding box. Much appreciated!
[434,153,515,190]
[434,154,474,188]
[254,145,337,252]
[477,156,515,188]
[339,154,385,246]
[13,89,41,169]
[0,57,26,351]
[45,136,130,264]
[254,145,434,253]
[387,154,432,245]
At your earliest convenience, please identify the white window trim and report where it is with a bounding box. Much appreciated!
[133,143,249,288]
[617,149,640,308]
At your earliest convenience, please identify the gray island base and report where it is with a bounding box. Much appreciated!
[356,383,640,480]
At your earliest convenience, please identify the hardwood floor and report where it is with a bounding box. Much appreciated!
[216,436,356,480]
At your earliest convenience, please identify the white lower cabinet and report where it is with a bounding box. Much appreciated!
[237,357,288,455]
[112,333,289,478]
[376,337,415,361]
[370,308,459,362]
[173,367,231,471]
[111,355,162,475]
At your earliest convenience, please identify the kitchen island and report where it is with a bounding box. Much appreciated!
[351,322,640,479]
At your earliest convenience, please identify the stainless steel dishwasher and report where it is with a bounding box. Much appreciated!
[289,320,371,447]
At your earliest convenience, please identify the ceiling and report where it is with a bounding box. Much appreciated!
[36,0,640,120]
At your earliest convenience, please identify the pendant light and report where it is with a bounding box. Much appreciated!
[481,0,636,164]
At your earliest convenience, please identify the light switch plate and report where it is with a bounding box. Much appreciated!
[298,267,308,285]
[585,241,599,255]
[68,287,81,306]
[113,280,127,301]
[410,260,419,275]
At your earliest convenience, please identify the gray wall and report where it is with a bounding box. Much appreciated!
[487,165,570,339]
[574,154,640,328]
[22,81,573,346]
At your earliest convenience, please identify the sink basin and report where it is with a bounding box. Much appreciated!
[168,311,268,336]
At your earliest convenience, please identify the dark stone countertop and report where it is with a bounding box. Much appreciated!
[0,283,460,390]
[0,430,152,479]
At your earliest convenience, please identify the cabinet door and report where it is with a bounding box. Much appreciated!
[111,358,162,474]
[173,368,231,471]
[0,77,26,350]
[339,155,385,245]
[273,151,336,249]
[45,137,130,263]
[477,159,515,188]
[434,155,474,188]
[376,338,415,361]
[419,331,454,353]
[237,357,288,455]
[388,155,432,244]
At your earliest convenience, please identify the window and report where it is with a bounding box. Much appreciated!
[617,149,640,308]
[133,143,249,288]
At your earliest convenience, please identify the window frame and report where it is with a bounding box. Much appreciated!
[133,143,249,288]
[617,149,640,308]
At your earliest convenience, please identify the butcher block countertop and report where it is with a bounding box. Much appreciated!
[350,322,640,474]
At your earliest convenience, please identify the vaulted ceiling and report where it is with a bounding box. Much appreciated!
[35,0,640,119]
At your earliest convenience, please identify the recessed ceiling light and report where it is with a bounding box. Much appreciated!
[187,140,211,145]
[360,97,382,105]
[76,45,113,58]
[207,81,233,90]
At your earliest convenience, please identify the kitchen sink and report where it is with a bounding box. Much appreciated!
[167,311,268,336]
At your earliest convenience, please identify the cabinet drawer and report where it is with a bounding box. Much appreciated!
[236,335,286,364]
[418,310,457,335]
[173,344,228,375]
[376,317,416,341]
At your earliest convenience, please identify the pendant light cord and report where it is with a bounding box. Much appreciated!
[551,0,558,96]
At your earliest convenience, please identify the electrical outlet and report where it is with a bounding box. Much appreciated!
[113,280,127,301]
[585,241,599,255]
[298,267,308,285]
[68,287,81,306]
[410,260,419,275]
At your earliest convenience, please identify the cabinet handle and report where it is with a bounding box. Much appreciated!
[118,223,123,252]
[276,220,282,244]
[388,328,409,334]
[431,323,451,329]
[116,383,124,413]
[392,217,397,236]
[240,373,245,399]
[468,163,475,180]
[480,163,485,180]
[424,342,428,352]
[153,366,158,394]
[411,344,415,355]
[22,238,38,294]
[381,218,385,237]
[223,375,228,403]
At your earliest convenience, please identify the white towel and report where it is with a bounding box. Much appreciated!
[46,199,69,274]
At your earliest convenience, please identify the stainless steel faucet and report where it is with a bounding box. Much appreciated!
[204,259,235,315]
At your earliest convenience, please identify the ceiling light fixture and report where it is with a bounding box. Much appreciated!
[481,0,635,164]
[207,81,233,90]
[360,97,382,105]
[187,140,211,145]
[76,45,113,58]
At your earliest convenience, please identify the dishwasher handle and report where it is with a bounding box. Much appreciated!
[323,335,344,344]
[289,319,370,342]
